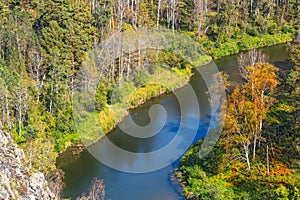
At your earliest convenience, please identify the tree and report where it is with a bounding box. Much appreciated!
[194,0,204,37]
[27,48,46,101]
[238,49,267,79]
[92,0,113,41]
[0,59,19,130]
[157,0,162,27]
[25,137,58,178]
[13,82,29,137]
[35,0,95,90]
[266,31,300,166]
[170,0,178,32]
[24,135,65,197]
[222,62,279,176]
[289,30,300,68]
[0,78,10,129]
[77,178,105,200]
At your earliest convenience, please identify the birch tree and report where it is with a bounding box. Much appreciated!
[28,49,45,101]
[170,0,177,33]
[13,83,29,137]
[222,62,279,176]
[194,0,203,37]
[0,78,11,129]
[157,0,162,28]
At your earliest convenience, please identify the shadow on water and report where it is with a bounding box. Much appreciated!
[57,44,292,200]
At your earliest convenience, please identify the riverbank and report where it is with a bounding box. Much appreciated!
[176,41,300,199]
[201,32,293,59]
[59,43,296,200]
[65,32,294,153]
[74,58,211,147]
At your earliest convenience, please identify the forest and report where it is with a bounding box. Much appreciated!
[178,34,300,199]
[0,0,298,199]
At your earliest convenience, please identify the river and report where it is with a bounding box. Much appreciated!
[57,44,292,200]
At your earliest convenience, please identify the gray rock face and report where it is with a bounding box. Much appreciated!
[0,130,56,200]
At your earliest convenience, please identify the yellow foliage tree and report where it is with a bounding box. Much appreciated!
[222,62,279,176]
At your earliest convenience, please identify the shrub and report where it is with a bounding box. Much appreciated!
[282,24,296,34]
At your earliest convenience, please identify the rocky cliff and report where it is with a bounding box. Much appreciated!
[0,130,56,199]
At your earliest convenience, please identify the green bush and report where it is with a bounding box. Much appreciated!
[246,26,259,36]
[204,32,293,59]
[128,84,168,107]
[132,70,150,87]
[281,24,296,34]
[266,21,278,35]
[99,107,116,133]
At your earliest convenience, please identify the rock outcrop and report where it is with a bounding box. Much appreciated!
[0,130,56,199]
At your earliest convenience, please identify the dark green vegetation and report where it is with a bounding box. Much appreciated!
[178,33,300,199]
[0,0,298,197]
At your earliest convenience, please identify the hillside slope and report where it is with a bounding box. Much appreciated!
[0,130,56,199]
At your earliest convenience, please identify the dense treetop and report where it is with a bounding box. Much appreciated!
[0,0,298,198]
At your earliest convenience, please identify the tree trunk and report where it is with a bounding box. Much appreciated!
[194,0,203,38]
[157,0,162,28]
[18,97,22,136]
[5,94,11,130]
[127,51,131,81]
[204,0,208,21]
[49,68,55,114]
[244,142,252,177]
[267,144,270,176]
[253,134,257,161]
[170,0,177,33]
